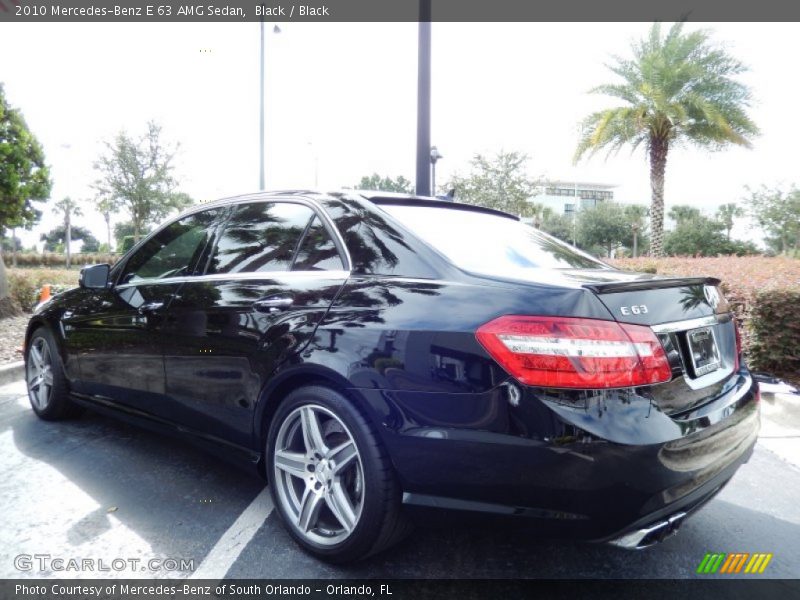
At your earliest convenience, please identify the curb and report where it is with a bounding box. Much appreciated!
[0,361,25,387]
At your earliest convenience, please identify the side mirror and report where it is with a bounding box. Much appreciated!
[79,264,111,289]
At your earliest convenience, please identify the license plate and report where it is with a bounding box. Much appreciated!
[687,326,721,376]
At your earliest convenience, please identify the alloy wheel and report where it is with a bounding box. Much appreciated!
[27,338,54,411]
[272,404,364,546]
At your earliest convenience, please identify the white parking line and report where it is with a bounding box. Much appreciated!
[189,487,274,579]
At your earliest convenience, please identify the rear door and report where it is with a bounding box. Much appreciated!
[160,199,349,447]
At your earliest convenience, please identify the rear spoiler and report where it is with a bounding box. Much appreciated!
[583,276,721,294]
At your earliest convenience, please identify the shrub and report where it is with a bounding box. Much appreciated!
[9,252,118,268]
[748,286,800,377]
[7,269,80,311]
[610,256,800,378]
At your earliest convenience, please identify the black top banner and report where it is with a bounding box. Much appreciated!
[2,0,800,23]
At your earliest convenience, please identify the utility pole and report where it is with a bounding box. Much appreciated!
[258,21,281,191]
[259,17,265,191]
[415,0,432,196]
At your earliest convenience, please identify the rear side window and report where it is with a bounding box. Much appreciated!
[380,205,607,275]
[207,202,314,274]
[292,216,344,271]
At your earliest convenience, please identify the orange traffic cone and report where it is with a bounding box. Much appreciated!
[38,284,51,303]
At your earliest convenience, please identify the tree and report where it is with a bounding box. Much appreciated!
[663,213,758,256]
[575,22,758,257]
[538,212,575,244]
[52,197,82,268]
[40,225,99,253]
[0,236,22,253]
[623,204,649,257]
[746,185,800,255]
[576,202,630,257]
[716,202,744,240]
[0,84,52,317]
[113,220,151,251]
[356,174,413,194]
[668,204,702,225]
[93,121,193,243]
[664,216,728,256]
[528,203,554,229]
[445,151,538,216]
[96,195,114,251]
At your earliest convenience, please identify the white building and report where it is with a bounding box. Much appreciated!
[533,180,617,216]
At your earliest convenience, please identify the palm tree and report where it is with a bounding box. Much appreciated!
[96,196,114,251]
[716,202,744,240]
[52,197,83,268]
[574,22,758,257]
[624,204,649,257]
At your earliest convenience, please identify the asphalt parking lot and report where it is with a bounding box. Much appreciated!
[0,378,799,580]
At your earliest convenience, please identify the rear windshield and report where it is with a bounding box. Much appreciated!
[380,204,608,276]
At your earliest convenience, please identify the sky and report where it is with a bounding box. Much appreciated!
[1,21,798,249]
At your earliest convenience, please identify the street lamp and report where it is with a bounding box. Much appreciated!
[430,145,443,194]
[259,20,281,191]
[415,0,432,197]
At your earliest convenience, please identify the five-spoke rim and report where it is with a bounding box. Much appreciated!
[273,404,364,546]
[27,338,54,411]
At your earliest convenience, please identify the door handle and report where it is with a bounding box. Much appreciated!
[138,301,165,314]
[253,295,294,313]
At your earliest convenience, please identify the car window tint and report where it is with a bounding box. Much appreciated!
[292,216,344,271]
[380,205,607,274]
[321,197,438,278]
[120,209,219,284]
[207,202,314,274]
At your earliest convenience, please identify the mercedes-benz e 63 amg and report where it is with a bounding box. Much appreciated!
[25,191,759,562]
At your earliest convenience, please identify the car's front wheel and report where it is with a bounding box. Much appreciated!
[26,327,82,421]
[266,385,409,562]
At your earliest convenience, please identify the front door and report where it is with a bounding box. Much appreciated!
[67,208,223,415]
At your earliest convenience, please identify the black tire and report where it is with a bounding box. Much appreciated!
[266,385,411,563]
[26,327,82,421]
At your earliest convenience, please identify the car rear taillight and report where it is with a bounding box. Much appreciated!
[476,316,672,389]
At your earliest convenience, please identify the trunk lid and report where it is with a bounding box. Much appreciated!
[580,272,739,416]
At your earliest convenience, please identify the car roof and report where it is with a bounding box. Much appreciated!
[188,189,520,222]
[179,189,519,221]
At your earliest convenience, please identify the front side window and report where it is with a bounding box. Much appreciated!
[207,202,315,274]
[120,209,219,284]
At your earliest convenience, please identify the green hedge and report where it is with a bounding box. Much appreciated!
[7,252,119,268]
[7,269,80,311]
[748,286,800,377]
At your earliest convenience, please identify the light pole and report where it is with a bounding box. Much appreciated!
[415,0,432,196]
[573,179,578,246]
[430,145,443,194]
[259,19,281,191]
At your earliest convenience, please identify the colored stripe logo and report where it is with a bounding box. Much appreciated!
[696,552,773,574]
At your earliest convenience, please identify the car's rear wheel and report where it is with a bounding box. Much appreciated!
[26,327,82,421]
[266,385,409,562]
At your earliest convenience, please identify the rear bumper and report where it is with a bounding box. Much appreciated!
[359,370,759,541]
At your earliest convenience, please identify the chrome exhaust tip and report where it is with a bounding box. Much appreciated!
[610,511,687,549]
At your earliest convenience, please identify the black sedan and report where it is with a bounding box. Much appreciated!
[24,191,759,562]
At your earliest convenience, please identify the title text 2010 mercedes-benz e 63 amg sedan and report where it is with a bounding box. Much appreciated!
[25,191,759,562]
